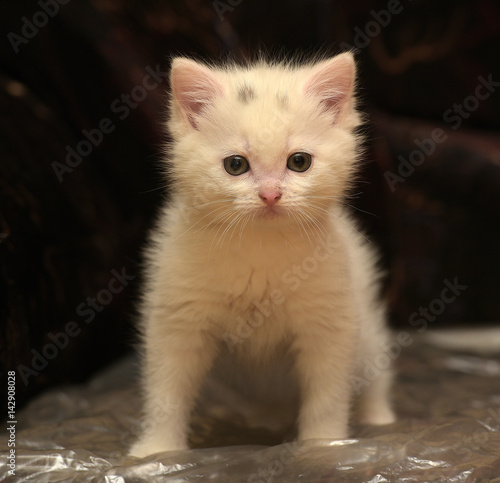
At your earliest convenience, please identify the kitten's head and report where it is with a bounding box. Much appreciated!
[167,53,361,232]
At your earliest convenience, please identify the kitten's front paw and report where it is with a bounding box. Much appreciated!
[298,422,348,442]
[129,436,188,458]
[358,405,396,426]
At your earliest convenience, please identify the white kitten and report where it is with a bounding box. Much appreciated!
[129,52,395,457]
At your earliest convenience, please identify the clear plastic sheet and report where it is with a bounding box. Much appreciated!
[2,331,500,482]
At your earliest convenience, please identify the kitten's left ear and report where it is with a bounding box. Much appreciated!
[170,58,224,130]
[304,53,356,125]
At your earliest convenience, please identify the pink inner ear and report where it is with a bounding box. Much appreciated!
[171,59,223,129]
[305,54,355,122]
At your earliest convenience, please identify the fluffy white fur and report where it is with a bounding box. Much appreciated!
[129,53,395,457]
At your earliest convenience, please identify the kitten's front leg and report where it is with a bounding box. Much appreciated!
[294,321,358,441]
[129,320,217,457]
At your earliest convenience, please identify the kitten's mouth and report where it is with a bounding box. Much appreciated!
[257,205,284,219]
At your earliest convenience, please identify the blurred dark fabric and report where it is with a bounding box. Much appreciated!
[1,0,499,409]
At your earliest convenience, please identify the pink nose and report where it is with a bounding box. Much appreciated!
[259,190,282,206]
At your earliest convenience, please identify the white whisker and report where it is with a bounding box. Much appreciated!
[192,198,234,209]
[344,203,379,218]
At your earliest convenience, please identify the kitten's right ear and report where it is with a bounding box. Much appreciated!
[170,58,223,130]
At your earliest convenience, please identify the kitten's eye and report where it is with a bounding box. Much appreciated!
[287,152,312,172]
[224,155,250,176]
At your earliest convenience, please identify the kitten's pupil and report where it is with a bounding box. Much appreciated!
[287,152,312,172]
[293,155,305,170]
[224,155,249,176]
[231,157,243,171]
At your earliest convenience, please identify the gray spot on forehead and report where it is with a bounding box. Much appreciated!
[277,93,288,109]
[237,84,255,103]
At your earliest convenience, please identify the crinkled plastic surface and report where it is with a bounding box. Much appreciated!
[2,331,500,482]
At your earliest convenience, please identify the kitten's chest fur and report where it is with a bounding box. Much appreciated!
[162,212,351,353]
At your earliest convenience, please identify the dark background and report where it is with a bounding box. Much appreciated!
[1,0,499,410]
